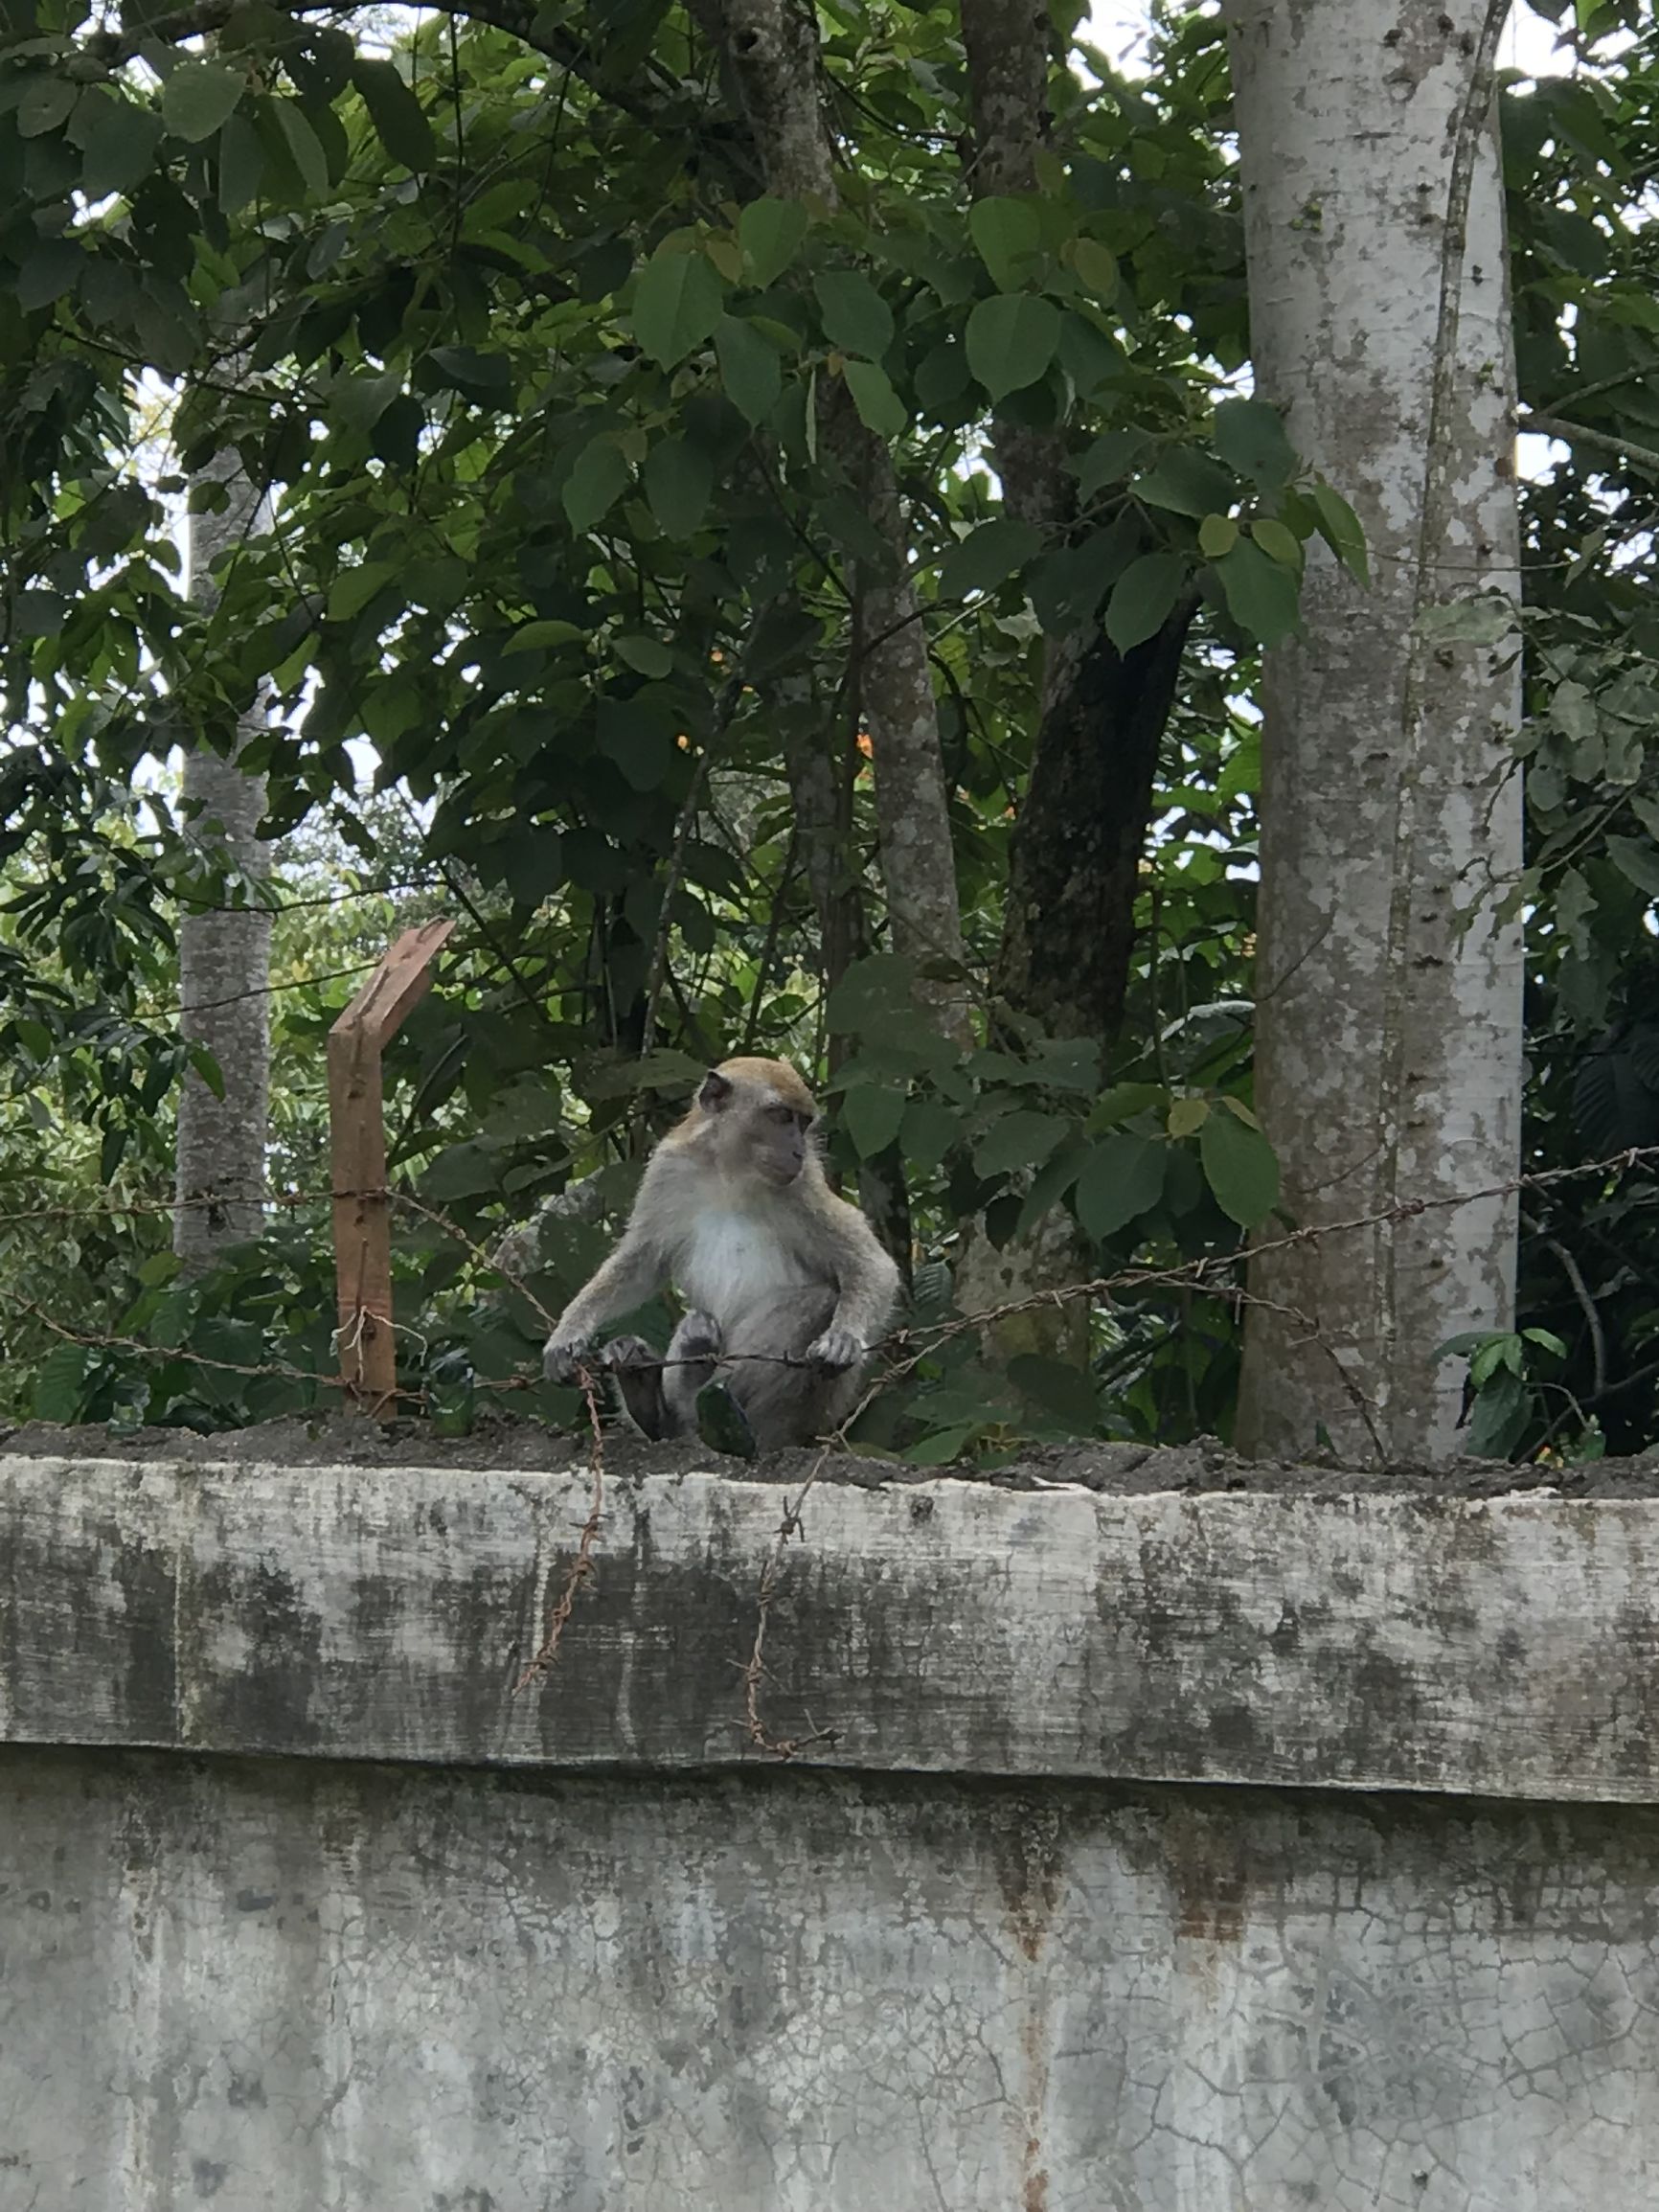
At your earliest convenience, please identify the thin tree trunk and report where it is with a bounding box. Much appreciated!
[1223,0,1523,1462]
[173,446,273,1270]
[994,609,1195,1041]
[720,0,969,1040]
[959,0,1193,1045]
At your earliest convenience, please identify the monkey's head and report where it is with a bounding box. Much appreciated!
[692,1056,819,1188]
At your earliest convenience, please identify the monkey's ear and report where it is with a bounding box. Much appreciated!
[697,1070,733,1112]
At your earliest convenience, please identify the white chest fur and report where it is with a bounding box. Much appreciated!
[676,1204,815,1316]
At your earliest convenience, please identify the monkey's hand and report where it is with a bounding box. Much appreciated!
[805,1326,864,1374]
[542,1331,600,1386]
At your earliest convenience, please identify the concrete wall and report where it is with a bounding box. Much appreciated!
[4,1455,1659,2210]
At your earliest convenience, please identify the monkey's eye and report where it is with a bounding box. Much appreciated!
[765,1104,794,1125]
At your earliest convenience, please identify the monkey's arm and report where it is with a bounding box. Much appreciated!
[807,1203,901,1372]
[542,1227,670,1383]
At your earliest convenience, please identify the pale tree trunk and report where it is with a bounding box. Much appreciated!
[173,446,274,1270]
[1224,0,1523,1461]
[720,0,969,1041]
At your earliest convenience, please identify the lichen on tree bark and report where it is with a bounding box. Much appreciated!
[1224,0,1523,1461]
[173,445,275,1272]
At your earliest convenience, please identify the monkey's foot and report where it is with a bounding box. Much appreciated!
[805,1326,862,1373]
[605,1335,670,1441]
[672,1310,725,1363]
[693,1381,758,1461]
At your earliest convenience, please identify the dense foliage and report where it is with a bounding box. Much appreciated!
[2,0,1659,1459]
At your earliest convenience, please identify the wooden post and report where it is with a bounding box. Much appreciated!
[328,920,454,1415]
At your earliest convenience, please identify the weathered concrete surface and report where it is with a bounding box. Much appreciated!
[9,1457,1659,2211]
[6,1457,1659,1798]
[3,1748,1659,2212]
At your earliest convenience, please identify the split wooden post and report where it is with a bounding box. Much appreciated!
[328,920,454,1416]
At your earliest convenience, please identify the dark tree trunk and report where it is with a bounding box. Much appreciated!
[994,606,1196,1042]
[958,0,1194,1048]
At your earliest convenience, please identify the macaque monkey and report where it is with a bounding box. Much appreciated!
[542,1057,900,1450]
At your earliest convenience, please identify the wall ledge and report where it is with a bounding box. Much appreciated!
[3,1453,1654,1801]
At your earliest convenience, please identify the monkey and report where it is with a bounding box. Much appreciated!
[541,1057,900,1451]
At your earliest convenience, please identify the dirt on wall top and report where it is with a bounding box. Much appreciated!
[0,1410,1653,1500]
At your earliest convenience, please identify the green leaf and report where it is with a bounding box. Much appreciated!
[904,1422,981,1467]
[423,1141,507,1200]
[632,244,724,369]
[1135,446,1238,518]
[15,240,81,310]
[1069,238,1118,301]
[613,633,672,677]
[739,197,810,287]
[1214,537,1302,648]
[328,561,400,621]
[216,112,264,215]
[162,58,246,144]
[1089,1083,1165,1130]
[901,1098,960,1175]
[1007,1354,1099,1434]
[842,359,906,439]
[1467,1364,1527,1458]
[16,76,76,138]
[938,518,1045,601]
[644,436,714,538]
[1214,397,1297,490]
[966,293,1061,402]
[563,440,631,534]
[813,269,894,358]
[1417,594,1512,646]
[826,952,920,1033]
[79,95,163,198]
[1198,1107,1280,1227]
[1197,513,1238,559]
[844,1080,908,1158]
[428,345,511,401]
[1072,429,1151,503]
[1075,1134,1165,1241]
[1167,1096,1209,1138]
[1251,515,1303,567]
[695,1380,759,1460]
[1606,835,1659,896]
[1013,1141,1087,1237]
[271,97,329,194]
[31,1341,88,1425]
[352,58,435,171]
[972,1110,1068,1178]
[715,314,782,425]
[967,196,1044,291]
[1470,1334,1523,1388]
[1103,553,1187,652]
[1307,480,1370,585]
[505,618,585,654]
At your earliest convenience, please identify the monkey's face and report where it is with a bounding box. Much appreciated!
[747,1098,813,1187]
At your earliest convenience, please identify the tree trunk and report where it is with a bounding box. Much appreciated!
[720,0,969,1040]
[173,448,274,1271]
[959,0,1193,1046]
[1224,0,1523,1462]
[994,608,1195,1041]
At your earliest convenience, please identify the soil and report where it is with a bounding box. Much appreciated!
[0,1410,1655,1498]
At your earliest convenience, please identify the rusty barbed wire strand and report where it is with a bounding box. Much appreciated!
[739,1437,841,1759]
[514,1369,606,1692]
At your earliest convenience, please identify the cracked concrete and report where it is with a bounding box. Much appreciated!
[5,1456,1659,2207]
[2,1759,1658,2209]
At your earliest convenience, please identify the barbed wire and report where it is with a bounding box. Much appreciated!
[3,1132,1656,1758]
